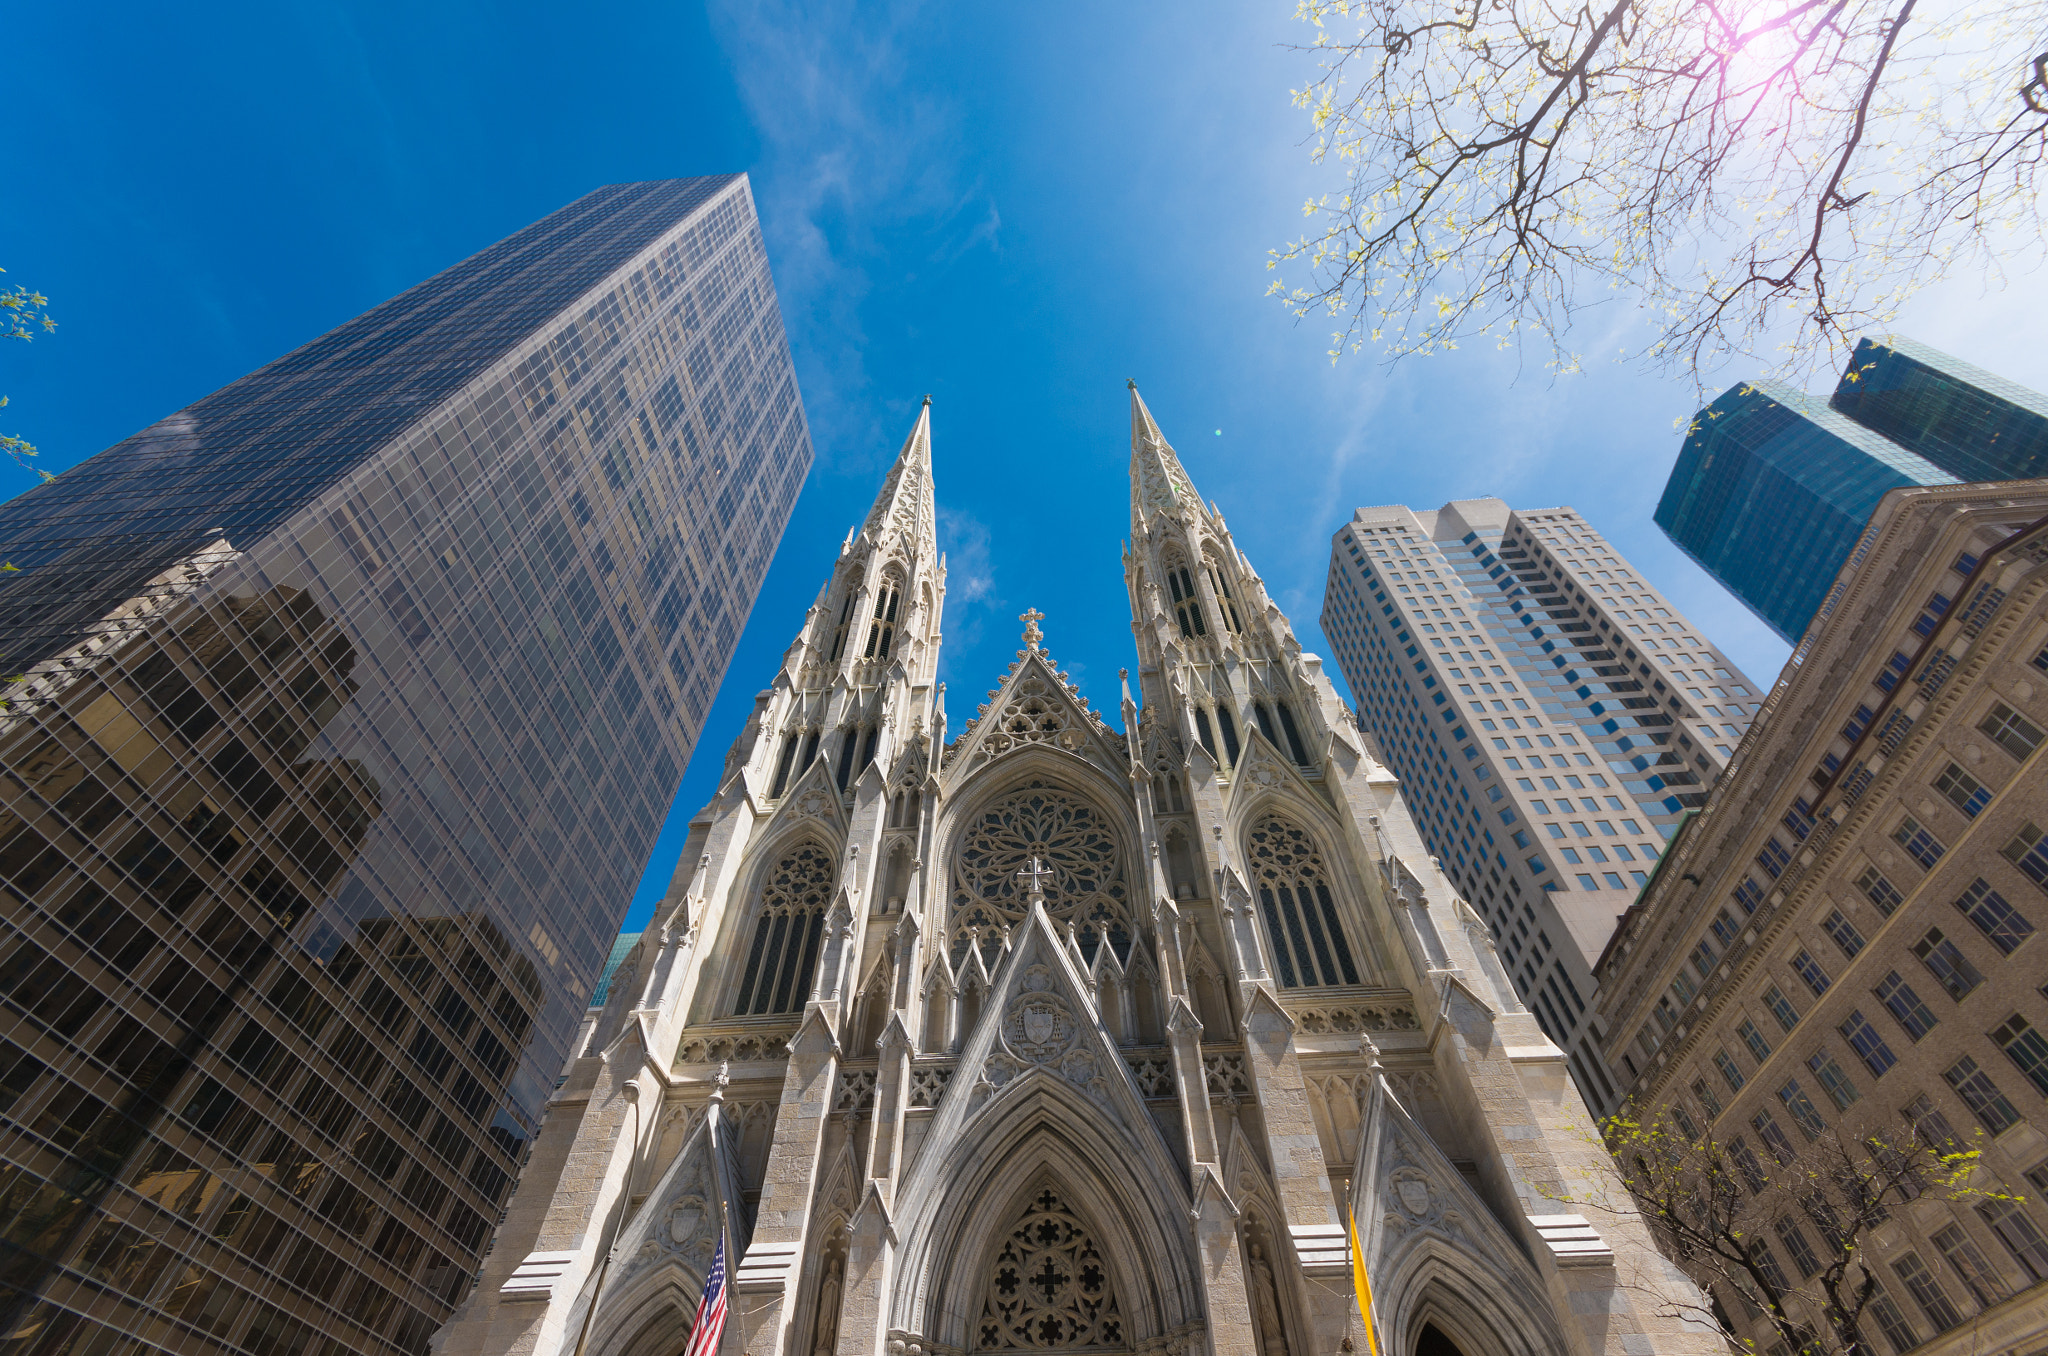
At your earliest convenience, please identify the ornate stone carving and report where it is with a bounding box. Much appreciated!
[1285,1003,1419,1034]
[1202,1051,1250,1099]
[834,1067,877,1113]
[950,783,1131,968]
[975,965,1116,1116]
[973,1185,1128,1350]
[907,1063,954,1108]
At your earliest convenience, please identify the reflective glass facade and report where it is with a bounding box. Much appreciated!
[1655,379,1956,643]
[0,177,810,1356]
[1659,338,2048,644]
[1828,335,2048,484]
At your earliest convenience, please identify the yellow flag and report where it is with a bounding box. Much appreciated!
[1348,1204,1381,1356]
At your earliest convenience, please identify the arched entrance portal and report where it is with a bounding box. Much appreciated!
[1416,1322,1468,1356]
[970,1182,1131,1350]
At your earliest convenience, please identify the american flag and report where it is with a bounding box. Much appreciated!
[682,1236,728,1356]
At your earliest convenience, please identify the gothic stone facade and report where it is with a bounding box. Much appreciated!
[432,392,1723,1356]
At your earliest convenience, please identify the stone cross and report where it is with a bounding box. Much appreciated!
[1015,855,1051,899]
[1020,607,1044,650]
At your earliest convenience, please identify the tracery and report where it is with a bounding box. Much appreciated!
[973,1185,1129,1351]
[733,842,837,1015]
[1247,815,1361,988]
[950,782,1130,967]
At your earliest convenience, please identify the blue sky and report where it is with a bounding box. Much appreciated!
[7,1,2044,940]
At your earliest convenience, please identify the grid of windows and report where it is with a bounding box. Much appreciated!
[0,180,810,1356]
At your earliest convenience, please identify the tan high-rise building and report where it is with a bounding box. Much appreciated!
[1322,500,1763,1112]
[435,392,1725,1356]
[1597,481,2048,1355]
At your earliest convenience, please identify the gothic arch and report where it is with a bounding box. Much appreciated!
[1238,810,1366,990]
[1377,1244,1563,1356]
[1227,787,1392,984]
[889,1098,1201,1352]
[691,828,842,1022]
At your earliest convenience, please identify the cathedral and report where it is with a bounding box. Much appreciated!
[433,390,1722,1356]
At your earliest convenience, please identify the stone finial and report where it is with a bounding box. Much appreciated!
[1021,607,1044,650]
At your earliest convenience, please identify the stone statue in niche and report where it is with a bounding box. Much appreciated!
[811,1252,844,1355]
[1246,1239,1291,1356]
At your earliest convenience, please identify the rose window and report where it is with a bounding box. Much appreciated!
[950,782,1129,968]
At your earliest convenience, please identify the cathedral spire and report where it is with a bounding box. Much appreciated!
[861,395,937,558]
[1128,381,1211,534]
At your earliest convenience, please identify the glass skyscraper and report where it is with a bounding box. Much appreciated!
[0,177,810,1356]
[1656,335,2048,643]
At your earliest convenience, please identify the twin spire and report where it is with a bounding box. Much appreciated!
[858,393,937,557]
[856,383,1211,554]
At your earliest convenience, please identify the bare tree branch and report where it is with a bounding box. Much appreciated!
[1271,0,2048,383]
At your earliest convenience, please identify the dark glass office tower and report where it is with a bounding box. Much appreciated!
[1655,335,2048,643]
[1828,334,2048,482]
[0,178,810,1356]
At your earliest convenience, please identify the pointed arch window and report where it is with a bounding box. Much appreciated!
[1275,701,1311,765]
[835,726,863,791]
[1193,709,1217,760]
[866,574,903,659]
[1247,815,1361,988]
[1165,556,1206,638]
[829,592,856,662]
[1217,707,1241,766]
[1205,558,1244,631]
[734,843,836,1015]
[769,731,799,799]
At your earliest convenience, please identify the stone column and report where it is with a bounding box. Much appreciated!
[733,1007,841,1356]
[1238,987,1353,1350]
[1191,1169,1259,1356]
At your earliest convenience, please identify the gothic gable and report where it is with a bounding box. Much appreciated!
[943,648,1127,783]
[1352,1066,1565,1356]
[752,753,848,845]
[581,1101,751,1356]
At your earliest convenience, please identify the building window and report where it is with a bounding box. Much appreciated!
[1892,816,1946,870]
[1777,1079,1827,1138]
[1843,704,1878,741]
[1217,706,1242,766]
[1990,1013,2048,1097]
[1774,1216,1823,1278]
[1857,867,1904,915]
[1733,877,1765,913]
[1875,972,1939,1041]
[1865,1284,1920,1355]
[1246,815,1360,988]
[734,843,836,1016]
[864,575,902,660]
[2000,822,2048,891]
[1729,1136,1768,1192]
[1822,909,1865,958]
[1912,929,1983,1001]
[1933,763,1992,818]
[1751,1110,1797,1164]
[1839,1011,1898,1077]
[1931,1224,2012,1308]
[1907,1093,1965,1155]
[1952,879,2034,954]
[1758,837,1792,878]
[1739,1018,1773,1062]
[1166,558,1206,638]
[1204,557,1244,632]
[1943,1056,2020,1135]
[1808,1051,1860,1109]
[828,591,855,662]
[1980,701,2044,761]
[1690,1075,1723,1117]
[1976,1198,2048,1282]
[768,731,800,799]
[1891,1252,1966,1333]
[1789,950,1831,997]
[1762,984,1801,1033]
